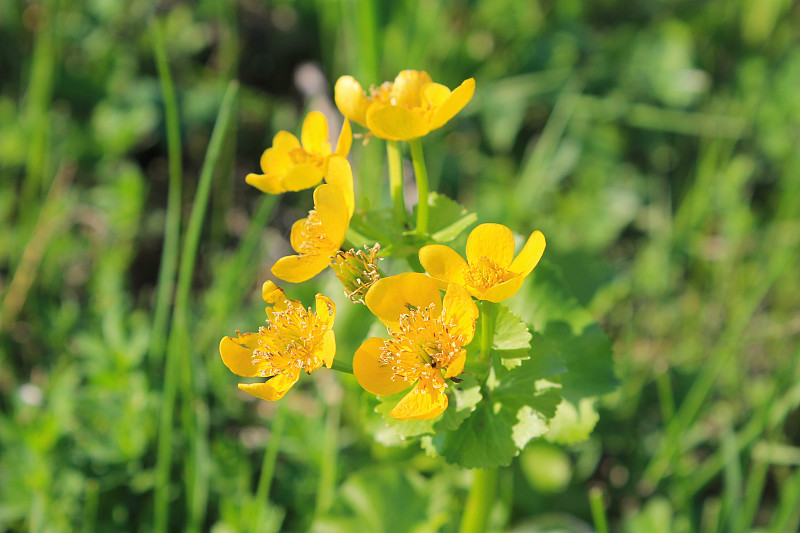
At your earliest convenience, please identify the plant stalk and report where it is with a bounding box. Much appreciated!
[459,468,498,533]
[386,140,406,227]
[408,138,429,235]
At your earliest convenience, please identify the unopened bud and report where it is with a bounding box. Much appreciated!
[330,243,382,304]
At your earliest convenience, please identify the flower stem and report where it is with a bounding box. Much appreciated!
[386,140,406,227]
[459,468,498,533]
[331,359,353,374]
[479,300,495,363]
[408,138,429,236]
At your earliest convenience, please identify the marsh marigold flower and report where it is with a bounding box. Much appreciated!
[334,70,475,141]
[271,156,354,283]
[246,111,352,194]
[219,281,336,401]
[353,273,478,420]
[419,223,546,303]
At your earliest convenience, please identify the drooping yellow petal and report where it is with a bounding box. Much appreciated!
[279,162,324,192]
[324,156,354,218]
[430,77,475,130]
[321,329,336,368]
[353,337,413,396]
[366,104,430,141]
[442,283,479,344]
[219,333,260,377]
[301,111,330,154]
[389,70,432,108]
[509,230,546,276]
[364,273,442,329]
[444,350,466,379]
[335,119,352,156]
[479,275,525,303]
[466,223,516,267]
[389,380,448,420]
[271,254,331,283]
[245,172,284,194]
[313,184,350,246]
[238,374,298,401]
[334,76,370,126]
[419,244,468,288]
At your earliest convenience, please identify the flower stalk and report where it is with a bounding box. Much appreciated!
[459,467,498,533]
[408,138,429,236]
[386,140,406,227]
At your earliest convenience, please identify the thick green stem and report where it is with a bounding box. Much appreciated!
[386,140,406,227]
[331,359,353,374]
[408,138,429,235]
[459,468,498,533]
[478,300,495,363]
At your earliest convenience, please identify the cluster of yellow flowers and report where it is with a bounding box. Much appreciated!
[220,70,545,420]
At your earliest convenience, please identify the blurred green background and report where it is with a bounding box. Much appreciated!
[1,0,799,531]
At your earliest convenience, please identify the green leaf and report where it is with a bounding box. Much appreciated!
[546,397,601,445]
[416,192,477,243]
[493,305,532,368]
[374,390,436,439]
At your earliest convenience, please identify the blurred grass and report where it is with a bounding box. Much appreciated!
[1,0,799,532]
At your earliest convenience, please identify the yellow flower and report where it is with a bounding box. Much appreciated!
[246,111,352,194]
[334,70,475,141]
[219,281,336,401]
[353,273,478,420]
[419,223,546,303]
[270,156,354,283]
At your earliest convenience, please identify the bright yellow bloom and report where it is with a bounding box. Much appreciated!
[334,70,475,141]
[270,156,354,283]
[246,111,352,194]
[219,281,336,401]
[419,223,546,303]
[353,273,478,420]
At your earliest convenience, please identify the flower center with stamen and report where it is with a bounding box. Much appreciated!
[297,211,331,256]
[289,147,326,166]
[463,257,515,291]
[378,303,466,388]
[252,300,330,379]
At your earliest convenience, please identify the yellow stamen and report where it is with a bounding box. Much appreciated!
[463,257,515,291]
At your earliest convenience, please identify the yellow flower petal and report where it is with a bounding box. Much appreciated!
[272,130,301,152]
[366,104,430,141]
[262,281,291,314]
[219,333,260,377]
[301,111,330,154]
[364,273,442,329]
[335,118,352,156]
[245,172,284,194]
[259,146,292,178]
[313,184,350,246]
[479,275,525,303]
[509,230,546,276]
[442,283,479,344]
[389,381,448,420]
[321,329,336,368]
[430,77,475,130]
[334,76,370,127]
[353,337,413,396]
[279,162,324,192]
[444,350,466,379]
[389,70,432,108]
[324,156,354,218]
[238,375,298,401]
[419,244,468,288]
[289,218,307,253]
[466,223,516,268]
[271,254,331,283]
[315,293,336,324]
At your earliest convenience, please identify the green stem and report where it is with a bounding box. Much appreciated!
[589,487,609,533]
[408,138,429,235]
[459,468,498,533]
[331,359,353,374]
[149,17,183,366]
[249,404,286,533]
[386,140,406,227]
[478,300,494,363]
[153,81,239,533]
